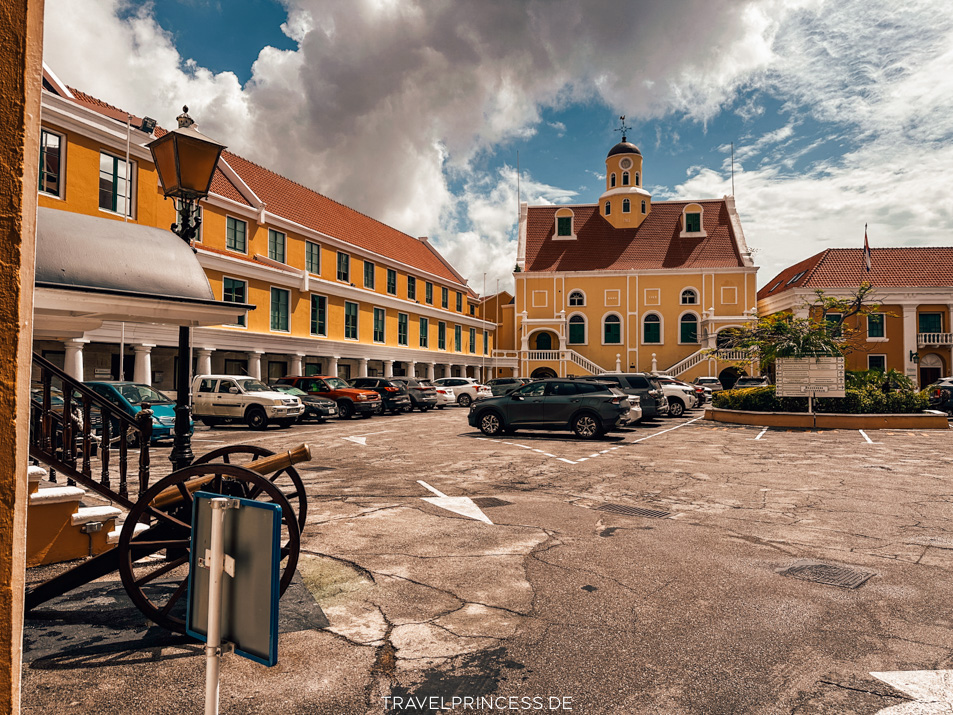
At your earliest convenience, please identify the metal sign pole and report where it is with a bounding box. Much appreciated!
[205,497,229,715]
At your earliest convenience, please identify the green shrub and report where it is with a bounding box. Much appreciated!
[711,385,930,414]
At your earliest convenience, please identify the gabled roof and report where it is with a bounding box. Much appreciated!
[758,247,953,300]
[523,199,745,272]
[57,85,469,289]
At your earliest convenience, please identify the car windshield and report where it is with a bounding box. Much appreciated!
[273,385,307,397]
[118,384,174,405]
[324,377,350,389]
[237,379,272,393]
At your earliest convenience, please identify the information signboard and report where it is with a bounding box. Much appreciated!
[776,357,846,398]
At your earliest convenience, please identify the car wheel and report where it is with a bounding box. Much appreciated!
[479,411,504,436]
[338,400,354,419]
[245,406,269,431]
[373,402,384,415]
[572,412,603,439]
[458,393,472,407]
[200,417,220,427]
[668,399,685,418]
[437,405,445,410]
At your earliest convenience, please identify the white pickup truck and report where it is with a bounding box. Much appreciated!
[191,375,303,430]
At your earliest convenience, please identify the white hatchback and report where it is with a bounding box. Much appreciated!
[431,377,492,407]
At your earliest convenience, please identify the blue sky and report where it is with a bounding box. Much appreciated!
[43,0,953,296]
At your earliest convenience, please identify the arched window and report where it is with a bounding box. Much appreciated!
[635,172,640,187]
[603,315,622,344]
[643,314,661,344]
[568,315,586,344]
[641,200,646,214]
[622,199,631,213]
[680,289,698,305]
[622,171,630,186]
[605,201,611,216]
[610,173,616,188]
[568,290,585,306]
[680,314,698,343]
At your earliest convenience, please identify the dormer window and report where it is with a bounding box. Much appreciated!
[622,199,630,213]
[686,213,701,232]
[622,171,630,186]
[610,173,616,188]
[553,208,576,240]
[679,203,707,237]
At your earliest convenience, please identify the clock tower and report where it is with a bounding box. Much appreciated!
[599,118,652,229]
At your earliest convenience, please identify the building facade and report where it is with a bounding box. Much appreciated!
[35,68,494,389]
[758,248,953,387]
[494,136,759,383]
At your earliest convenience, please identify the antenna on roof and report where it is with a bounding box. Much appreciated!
[615,115,631,143]
[731,141,735,197]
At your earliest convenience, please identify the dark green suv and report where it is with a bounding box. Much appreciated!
[467,378,630,439]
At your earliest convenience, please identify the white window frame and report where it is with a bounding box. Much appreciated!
[305,240,320,274]
[567,312,588,346]
[680,287,699,305]
[602,312,624,346]
[225,215,248,254]
[222,275,248,329]
[867,313,888,342]
[680,205,707,238]
[269,286,291,333]
[98,150,136,218]
[553,210,576,240]
[364,260,376,289]
[398,312,409,346]
[373,307,386,343]
[642,312,664,345]
[678,310,700,345]
[310,293,328,337]
[39,127,66,199]
[568,290,586,307]
[268,228,286,263]
[337,252,350,283]
[344,300,359,340]
[867,354,887,371]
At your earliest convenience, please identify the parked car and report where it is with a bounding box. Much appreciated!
[468,378,631,439]
[623,395,643,425]
[389,377,439,411]
[693,376,724,392]
[349,377,413,414]
[191,375,303,430]
[733,376,770,389]
[655,375,708,406]
[85,381,190,443]
[432,377,492,407]
[274,375,381,419]
[270,384,338,422]
[486,377,530,396]
[927,381,953,415]
[425,380,455,409]
[580,373,669,419]
[655,380,698,417]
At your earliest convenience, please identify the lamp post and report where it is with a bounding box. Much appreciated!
[147,107,226,471]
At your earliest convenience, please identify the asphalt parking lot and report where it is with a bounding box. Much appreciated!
[21,404,953,714]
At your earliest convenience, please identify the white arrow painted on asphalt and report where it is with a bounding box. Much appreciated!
[870,670,953,713]
[417,480,493,524]
[342,430,392,446]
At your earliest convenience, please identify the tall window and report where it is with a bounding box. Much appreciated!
[454,325,462,352]
[680,314,698,343]
[641,200,646,214]
[419,317,429,347]
[635,172,640,186]
[337,252,350,282]
[99,152,132,215]
[622,199,631,213]
[373,307,385,342]
[604,315,622,344]
[441,287,449,309]
[685,212,701,232]
[680,289,698,305]
[483,330,488,355]
[226,217,247,253]
[398,313,409,346]
[305,241,320,273]
[622,171,630,186]
[605,201,611,216]
[456,292,463,312]
[387,269,397,295]
[270,287,289,331]
[557,216,572,236]
[344,301,358,339]
[643,314,661,343]
[569,291,585,306]
[39,129,62,196]
[469,327,476,353]
[438,322,446,350]
[364,260,375,289]
[223,277,246,327]
[310,295,327,336]
[268,229,286,263]
[426,282,433,304]
[568,315,585,344]
[408,276,417,301]
[610,173,616,188]
[867,313,885,338]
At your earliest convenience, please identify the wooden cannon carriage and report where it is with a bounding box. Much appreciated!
[27,353,311,633]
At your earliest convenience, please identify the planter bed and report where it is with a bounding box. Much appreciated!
[705,408,949,430]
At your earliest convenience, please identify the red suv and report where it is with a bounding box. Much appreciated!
[275,376,381,419]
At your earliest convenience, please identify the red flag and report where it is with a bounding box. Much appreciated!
[863,224,872,273]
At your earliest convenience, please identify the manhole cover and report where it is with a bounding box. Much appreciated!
[779,562,875,589]
[595,504,670,519]
[472,497,512,508]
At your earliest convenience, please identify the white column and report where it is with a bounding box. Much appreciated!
[247,350,263,380]
[902,306,918,378]
[290,353,304,376]
[408,361,417,378]
[195,348,213,376]
[428,362,435,380]
[63,339,87,381]
[133,344,155,385]
[327,355,339,377]
[384,360,394,378]
[359,357,369,377]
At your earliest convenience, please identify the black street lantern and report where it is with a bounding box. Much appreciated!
[147,107,226,471]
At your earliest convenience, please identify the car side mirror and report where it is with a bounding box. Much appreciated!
[511,394,524,401]
[229,386,239,394]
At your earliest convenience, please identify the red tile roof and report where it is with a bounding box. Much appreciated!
[524,200,744,272]
[758,247,953,300]
[61,87,468,288]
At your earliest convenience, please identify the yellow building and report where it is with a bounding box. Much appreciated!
[494,134,759,383]
[35,67,494,387]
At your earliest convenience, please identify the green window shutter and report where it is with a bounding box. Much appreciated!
[568,320,585,344]
[399,314,408,345]
[420,318,429,347]
[557,216,571,236]
[311,295,326,335]
[270,288,289,331]
[680,317,698,343]
[868,314,885,338]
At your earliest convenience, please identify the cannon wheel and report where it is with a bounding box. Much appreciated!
[193,444,308,534]
[117,463,301,634]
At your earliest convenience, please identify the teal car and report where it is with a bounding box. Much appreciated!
[84,381,191,443]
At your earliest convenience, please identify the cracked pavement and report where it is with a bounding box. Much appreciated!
[20,407,953,714]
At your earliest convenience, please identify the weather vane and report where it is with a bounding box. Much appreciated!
[615,115,631,142]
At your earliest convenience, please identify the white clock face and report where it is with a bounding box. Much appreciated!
[620,158,633,170]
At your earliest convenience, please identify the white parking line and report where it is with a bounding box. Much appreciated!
[628,416,703,444]
[752,427,768,441]
[859,429,882,444]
